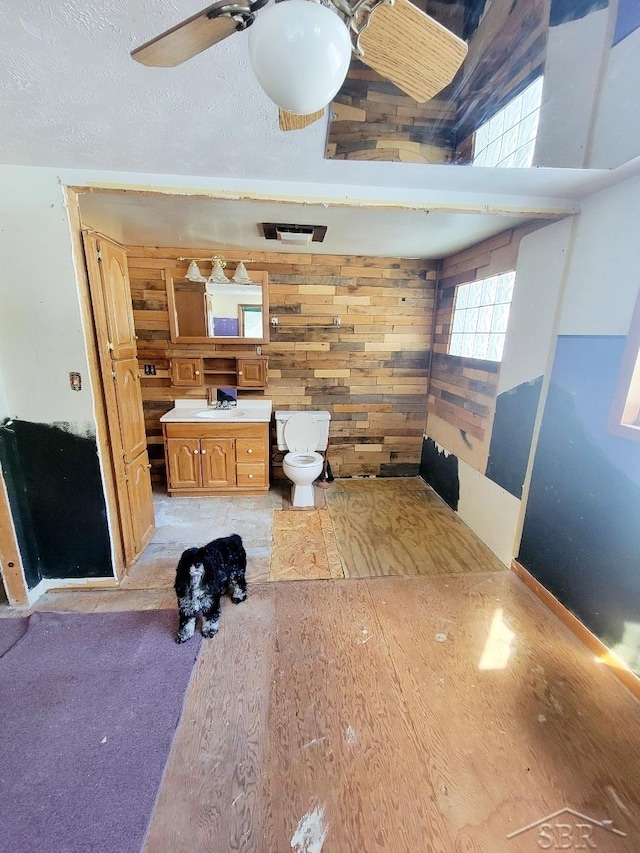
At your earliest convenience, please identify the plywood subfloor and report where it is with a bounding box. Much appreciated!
[270,509,343,581]
[326,477,505,578]
[143,572,640,853]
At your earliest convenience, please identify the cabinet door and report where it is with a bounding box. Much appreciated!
[237,358,267,388]
[200,438,236,488]
[125,451,155,554]
[97,238,138,360]
[167,439,202,489]
[171,357,204,387]
[112,358,147,462]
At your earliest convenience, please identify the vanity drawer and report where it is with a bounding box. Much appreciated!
[236,437,266,462]
[236,463,267,487]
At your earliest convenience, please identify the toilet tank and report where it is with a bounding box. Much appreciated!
[275,410,331,451]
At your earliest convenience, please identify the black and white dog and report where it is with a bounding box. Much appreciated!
[174,534,247,643]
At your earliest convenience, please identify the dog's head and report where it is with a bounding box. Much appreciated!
[176,546,203,575]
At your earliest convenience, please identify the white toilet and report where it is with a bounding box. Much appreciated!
[275,410,331,508]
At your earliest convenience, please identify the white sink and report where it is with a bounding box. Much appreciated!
[192,408,251,420]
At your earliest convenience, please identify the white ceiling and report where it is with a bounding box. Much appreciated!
[77,191,543,258]
[2,0,638,257]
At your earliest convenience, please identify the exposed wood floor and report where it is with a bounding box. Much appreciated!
[3,479,640,850]
[326,478,505,577]
[146,574,639,852]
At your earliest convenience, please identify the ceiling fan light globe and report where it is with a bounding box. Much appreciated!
[248,0,352,115]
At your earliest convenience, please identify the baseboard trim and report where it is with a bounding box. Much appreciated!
[511,560,640,702]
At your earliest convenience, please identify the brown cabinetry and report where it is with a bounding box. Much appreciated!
[163,422,268,495]
[237,358,268,388]
[170,357,203,387]
[169,356,268,389]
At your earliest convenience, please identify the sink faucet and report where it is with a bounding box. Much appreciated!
[207,387,238,409]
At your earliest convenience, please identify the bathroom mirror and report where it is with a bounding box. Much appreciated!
[166,269,269,344]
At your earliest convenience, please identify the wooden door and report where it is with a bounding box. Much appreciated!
[83,231,155,572]
[237,357,267,387]
[125,451,155,554]
[97,237,138,360]
[201,438,235,488]
[112,359,147,461]
[167,439,202,489]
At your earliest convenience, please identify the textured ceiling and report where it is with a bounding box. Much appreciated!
[1,0,634,257]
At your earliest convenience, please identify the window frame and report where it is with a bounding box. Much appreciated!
[447,271,516,363]
[608,287,640,443]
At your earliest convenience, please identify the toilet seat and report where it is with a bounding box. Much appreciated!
[284,450,323,467]
[283,412,320,453]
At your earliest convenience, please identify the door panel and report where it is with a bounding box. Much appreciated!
[99,239,138,360]
[167,439,201,489]
[126,451,155,554]
[201,438,235,488]
[83,231,155,570]
[237,358,267,387]
[112,359,147,462]
[171,357,204,387]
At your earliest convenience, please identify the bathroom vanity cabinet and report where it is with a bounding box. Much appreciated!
[170,356,268,389]
[163,421,269,495]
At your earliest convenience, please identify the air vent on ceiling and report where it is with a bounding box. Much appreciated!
[261,223,327,245]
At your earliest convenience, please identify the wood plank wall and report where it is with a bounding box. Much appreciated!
[326,0,548,166]
[426,224,540,472]
[127,246,437,482]
[326,62,458,164]
[454,0,549,156]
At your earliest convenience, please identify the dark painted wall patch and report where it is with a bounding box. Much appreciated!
[0,421,41,588]
[486,376,543,499]
[0,419,112,586]
[518,336,640,673]
[550,0,608,28]
[419,437,460,511]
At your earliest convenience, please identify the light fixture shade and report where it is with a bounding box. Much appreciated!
[207,259,230,284]
[185,260,205,281]
[248,0,352,115]
[232,261,253,283]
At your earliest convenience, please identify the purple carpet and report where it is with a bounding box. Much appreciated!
[0,610,201,853]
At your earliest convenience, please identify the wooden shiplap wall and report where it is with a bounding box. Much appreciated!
[455,0,549,154]
[426,224,541,472]
[127,246,436,481]
[327,62,458,164]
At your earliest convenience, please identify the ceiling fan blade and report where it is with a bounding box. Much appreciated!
[356,0,468,102]
[278,109,325,132]
[131,1,253,67]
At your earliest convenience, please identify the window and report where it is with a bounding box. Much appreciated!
[608,286,640,442]
[472,77,544,168]
[448,272,515,362]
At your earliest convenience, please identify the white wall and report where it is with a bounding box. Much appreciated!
[590,26,640,170]
[536,9,609,169]
[499,217,572,393]
[457,460,522,565]
[559,171,640,336]
[0,369,9,421]
[0,166,96,428]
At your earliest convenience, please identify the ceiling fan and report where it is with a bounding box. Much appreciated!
[131,0,467,132]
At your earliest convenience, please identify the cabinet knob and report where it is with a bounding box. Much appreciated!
[195,370,200,375]
[201,449,207,454]
[247,448,253,454]
[238,371,243,376]
[193,449,198,455]
[248,473,254,479]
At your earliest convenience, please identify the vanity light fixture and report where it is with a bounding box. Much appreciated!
[178,255,255,285]
[185,260,205,282]
[232,261,253,284]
